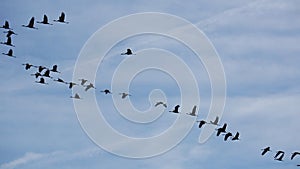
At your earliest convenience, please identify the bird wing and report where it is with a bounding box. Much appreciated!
[29,17,35,27]
[7,37,12,44]
[191,106,197,115]
[60,12,65,21]
[44,15,48,23]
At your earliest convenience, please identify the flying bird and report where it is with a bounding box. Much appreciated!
[50,65,60,73]
[34,65,47,73]
[197,120,207,128]
[37,14,53,25]
[274,151,285,159]
[209,116,220,126]
[291,152,300,160]
[224,132,232,141]
[101,89,112,94]
[22,17,38,29]
[4,30,17,37]
[231,132,240,141]
[169,105,180,113]
[2,49,15,58]
[121,48,135,55]
[1,37,15,47]
[216,123,227,136]
[85,83,95,91]
[275,152,285,161]
[22,63,34,70]
[78,78,88,86]
[1,21,12,29]
[70,93,81,99]
[35,77,48,84]
[53,78,66,84]
[154,101,167,108]
[119,92,131,99]
[53,12,69,24]
[42,69,52,78]
[31,72,42,78]
[67,82,77,89]
[261,147,271,156]
[186,105,197,116]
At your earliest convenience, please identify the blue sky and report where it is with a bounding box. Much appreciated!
[1,0,300,168]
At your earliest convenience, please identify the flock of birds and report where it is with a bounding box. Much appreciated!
[1,11,299,167]
[261,146,300,166]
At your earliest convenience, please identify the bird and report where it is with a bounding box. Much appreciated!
[37,14,53,25]
[223,132,232,141]
[1,37,15,47]
[119,92,131,99]
[1,21,12,29]
[53,78,66,84]
[35,77,48,84]
[186,105,197,116]
[275,152,285,161]
[22,17,38,29]
[231,132,240,141]
[67,82,77,89]
[85,83,95,91]
[209,116,220,125]
[34,65,47,73]
[53,12,69,24]
[154,101,167,108]
[31,72,42,78]
[197,120,207,128]
[121,48,135,55]
[78,78,88,86]
[169,105,180,113]
[70,93,81,99]
[42,69,52,78]
[101,89,112,94]
[261,147,271,156]
[216,123,227,136]
[2,49,15,58]
[291,152,300,160]
[274,151,285,159]
[22,63,34,70]
[50,65,60,73]
[4,30,17,37]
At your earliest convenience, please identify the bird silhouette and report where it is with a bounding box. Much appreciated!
[224,132,232,141]
[70,93,81,99]
[42,69,52,78]
[37,14,53,25]
[50,65,60,73]
[67,82,77,89]
[291,152,300,160]
[1,37,15,47]
[22,17,38,29]
[197,120,207,128]
[209,116,220,126]
[53,78,66,84]
[101,89,112,94]
[2,49,15,58]
[261,147,271,156]
[53,12,69,24]
[31,72,42,78]
[85,83,95,91]
[121,48,135,55]
[22,63,34,70]
[34,65,47,73]
[78,79,88,86]
[274,151,285,159]
[186,105,197,116]
[119,92,131,99]
[275,152,285,161]
[1,21,12,29]
[231,132,240,141]
[216,123,227,136]
[4,30,17,37]
[154,101,167,108]
[169,105,180,113]
[35,77,48,84]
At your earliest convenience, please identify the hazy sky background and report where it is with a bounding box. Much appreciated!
[1,0,300,168]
